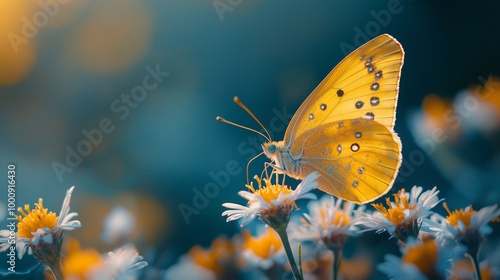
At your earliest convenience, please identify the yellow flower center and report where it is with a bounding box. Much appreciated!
[242,228,282,259]
[246,176,293,205]
[319,208,351,228]
[444,203,474,228]
[402,238,438,276]
[15,198,58,239]
[372,189,415,224]
[189,237,235,276]
[62,239,102,279]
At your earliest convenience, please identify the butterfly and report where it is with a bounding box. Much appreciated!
[218,34,404,204]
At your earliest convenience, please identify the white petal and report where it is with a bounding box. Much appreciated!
[0,230,10,238]
[58,186,76,226]
[238,190,257,201]
[0,243,10,252]
[294,172,319,195]
[296,192,317,201]
[409,186,423,202]
[222,203,250,212]
[60,212,79,225]
[17,242,29,259]
[58,220,82,230]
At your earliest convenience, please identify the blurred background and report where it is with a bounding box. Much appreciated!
[1,0,500,279]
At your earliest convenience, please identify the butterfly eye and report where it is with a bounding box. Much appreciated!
[267,144,276,154]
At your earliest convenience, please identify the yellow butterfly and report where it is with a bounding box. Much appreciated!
[219,34,404,204]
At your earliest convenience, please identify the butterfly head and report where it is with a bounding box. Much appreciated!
[262,141,284,162]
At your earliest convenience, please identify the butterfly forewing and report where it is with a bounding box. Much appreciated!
[297,119,401,203]
[284,34,404,157]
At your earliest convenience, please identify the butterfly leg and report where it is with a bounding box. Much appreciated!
[262,162,288,185]
[246,151,264,184]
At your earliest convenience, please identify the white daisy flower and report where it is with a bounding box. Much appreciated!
[355,186,442,243]
[163,256,216,280]
[422,203,500,248]
[0,187,81,279]
[222,172,319,228]
[290,196,366,280]
[90,244,148,280]
[377,237,464,280]
[290,195,365,249]
[102,206,136,244]
[421,201,500,280]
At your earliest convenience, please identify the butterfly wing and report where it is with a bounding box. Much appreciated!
[280,34,404,203]
[284,34,404,156]
[296,118,401,203]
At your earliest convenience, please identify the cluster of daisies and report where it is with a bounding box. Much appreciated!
[167,172,500,280]
[0,187,147,280]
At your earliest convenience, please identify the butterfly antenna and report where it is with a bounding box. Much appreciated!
[233,96,272,141]
[216,116,270,141]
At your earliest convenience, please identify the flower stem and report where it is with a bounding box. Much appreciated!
[47,260,64,280]
[274,225,303,280]
[466,252,482,280]
[332,247,342,280]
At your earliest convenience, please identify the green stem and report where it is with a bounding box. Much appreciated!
[466,252,482,280]
[332,247,342,280]
[274,226,303,280]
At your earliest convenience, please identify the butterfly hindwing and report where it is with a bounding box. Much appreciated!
[285,34,404,158]
[297,118,401,203]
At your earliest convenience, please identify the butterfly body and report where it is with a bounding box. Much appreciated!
[263,34,404,204]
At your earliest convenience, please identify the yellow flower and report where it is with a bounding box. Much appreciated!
[16,199,57,239]
[378,236,462,279]
[402,237,439,277]
[48,239,147,280]
[62,239,102,279]
[188,236,236,278]
[240,227,284,270]
[242,228,282,260]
